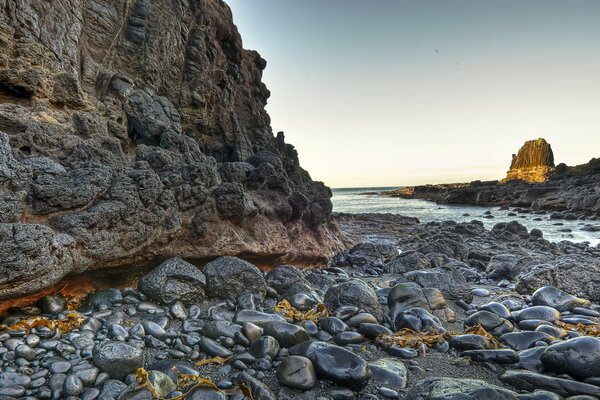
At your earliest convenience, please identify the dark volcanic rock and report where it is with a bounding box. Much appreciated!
[501,369,600,397]
[0,0,345,300]
[530,286,591,311]
[324,279,384,322]
[541,337,600,379]
[92,341,144,380]
[516,262,600,302]
[276,356,317,390]
[395,266,473,302]
[138,257,206,305]
[290,341,372,390]
[203,256,267,301]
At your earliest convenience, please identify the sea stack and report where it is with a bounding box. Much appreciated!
[502,138,555,183]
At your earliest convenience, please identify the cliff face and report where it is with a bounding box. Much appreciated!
[503,138,555,183]
[0,0,345,300]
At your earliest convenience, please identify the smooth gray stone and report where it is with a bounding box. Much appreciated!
[276,355,317,390]
[460,349,519,364]
[541,337,600,379]
[369,357,407,388]
[261,321,310,347]
[92,341,145,380]
[501,369,600,397]
[290,341,371,390]
[63,374,84,396]
[198,337,233,358]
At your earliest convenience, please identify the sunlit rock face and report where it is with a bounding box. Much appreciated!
[503,138,555,183]
[0,0,346,300]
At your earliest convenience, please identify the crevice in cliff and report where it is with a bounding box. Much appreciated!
[0,81,32,104]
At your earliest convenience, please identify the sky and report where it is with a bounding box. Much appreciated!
[227,0,600,188]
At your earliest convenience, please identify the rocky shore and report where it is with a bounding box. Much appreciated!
[382,140,600,219]
[2,213,600,399]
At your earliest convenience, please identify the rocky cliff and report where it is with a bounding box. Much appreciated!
[0,0,345,300]
[503,138,555,183]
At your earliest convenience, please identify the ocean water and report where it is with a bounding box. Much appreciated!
[332,187,600,246]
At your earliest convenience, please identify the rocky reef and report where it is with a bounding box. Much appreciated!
[502,138,555,183]
[383,139,600,218]
[0,0,346,300]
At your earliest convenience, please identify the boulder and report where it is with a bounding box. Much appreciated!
[324,279,384,321]
[92,342,144,380]
[203,256,267,301]
[265,265,308,294]
[541,337,600,379]
[138,258,206,305]
[289,341,371,390]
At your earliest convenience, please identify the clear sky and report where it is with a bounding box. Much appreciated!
[227,0,600,188]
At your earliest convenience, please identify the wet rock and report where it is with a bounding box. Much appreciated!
[148,370,177,398]
[15,344,36,361]
[486,254,532,281]
[384,251,431,274]
[513,306,560,324]
[139,258,206,305]
[63,374,84,396]
[0,372,31,388]
[265,265,308,294]
[199,337,233,358]
[290,341,371,389]
[358,323,393,339]
[368,358,408,388]
[202,321,243,340]
[234,310,285,326]
[37,295,67,314]
[203,256,267,301]
[464,310,514,336]
[501,331,554,351]
[541,337,600,379]
[405,377,519,400]
[394,307,445,332]
[108,323,130,341]
[236,372,277,400]
[395,266,473,302]
[516,263,600,302]
[249,336,280,359]
[261,321,310,348]
[501,369,600,397]
[461,349,519,364]
[531,287,591,312]
[276,356,317,390]
[92,341,145,379]
[324,279,384,322]
[448,334,494,351]
[320,317,349,335]
[281,283,322,311]
[341,241,398,269]
[333,331,366,345]
[478,302,512,319]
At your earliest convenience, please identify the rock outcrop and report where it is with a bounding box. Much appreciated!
[503,138,555,183]
[382,140,600,217]
[0,0,345,300]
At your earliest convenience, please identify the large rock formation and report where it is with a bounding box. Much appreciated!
[0,0,345,300]
[503,138,555,183]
